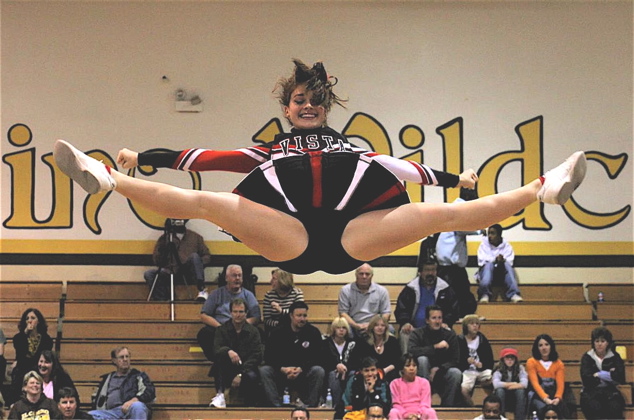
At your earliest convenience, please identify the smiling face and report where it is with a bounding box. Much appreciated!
[283,84,327,130]
[38,355,53,379]
[24,377,42,397]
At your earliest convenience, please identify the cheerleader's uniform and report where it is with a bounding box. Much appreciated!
[138,126,459,274]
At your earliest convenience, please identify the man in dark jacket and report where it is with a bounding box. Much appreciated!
[208,298,263,408]
[395,257,459,353]
[408,304,461,407]
[89,347,155,420]
[259,301,325,407]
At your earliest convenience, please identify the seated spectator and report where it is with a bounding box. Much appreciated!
[339,264,392,339]
[526,334,569,418]
[366,402,387,420]
[357,315,401,382]
[144,218,212,301]
[458,315,494,406]
[538,403,563,420]
[473,394,507,420]
[209,298,262,408]
[408,304,461,407]
[395,257,459,354]
[197,264,260,364]
[341,357,391,420]
[579,326,626,420]
[259,301,324,408]
[8,371,62,420]
[492,347,528,420]
[388,353,436,420]
[322,317,360,412]
[262,269,304,336]
[89,346,155,420]
[37,350,76,402]
[476,225,522,303]
[9,308,53,405]
[58,387,93,419]
[290,406,310,420]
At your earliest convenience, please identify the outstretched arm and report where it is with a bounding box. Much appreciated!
[368,153,477,188]
[117,147,268,173]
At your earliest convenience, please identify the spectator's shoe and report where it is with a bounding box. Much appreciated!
[479,295,489,303]
[209,392,226,408]
[196,290,209,301]
[538,151,586,205]
[510,294,524,303]
[54,140,116,194]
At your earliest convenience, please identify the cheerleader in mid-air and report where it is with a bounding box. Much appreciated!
[54,59,586,275]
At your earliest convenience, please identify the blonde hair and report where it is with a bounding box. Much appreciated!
[367,314,391,347]
[328,316,351,338]
[462,314,480,335]
[272,268,295,294]
[22,370,43,388]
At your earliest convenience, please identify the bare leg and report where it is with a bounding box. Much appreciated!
[110,171,308,262]
[342,180,541,262]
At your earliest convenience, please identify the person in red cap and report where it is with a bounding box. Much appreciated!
[492,347,527,420]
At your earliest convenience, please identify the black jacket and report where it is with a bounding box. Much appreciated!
[93,368,155,411]
[395,277,459,328]
[580,348,625,391]
[264,322,323,371]
[408,325,460,373]
[321,337,361,373]
[458,332,494,372]
[8,394,63,420]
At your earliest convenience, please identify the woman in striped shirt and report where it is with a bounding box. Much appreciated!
[262,269,304,335]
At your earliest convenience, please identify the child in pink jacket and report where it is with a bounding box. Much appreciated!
[389,353,437,420]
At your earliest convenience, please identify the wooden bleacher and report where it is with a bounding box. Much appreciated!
[1,280,633,420]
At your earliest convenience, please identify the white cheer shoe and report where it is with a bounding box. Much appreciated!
[537,151,586,205]
[54,140,116,194]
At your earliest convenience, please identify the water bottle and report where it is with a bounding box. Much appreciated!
[598,292,605,302]
[532,411,539,420]
[325,388,333,409]
[282,387,290,405]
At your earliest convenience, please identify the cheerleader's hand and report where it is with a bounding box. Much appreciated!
[117,148,139,169]
[458,169,478,189]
